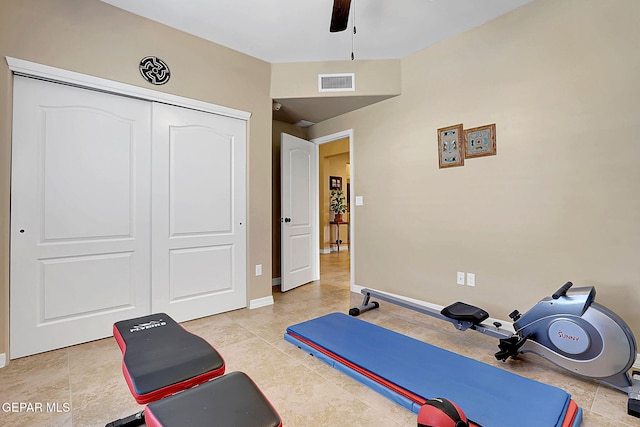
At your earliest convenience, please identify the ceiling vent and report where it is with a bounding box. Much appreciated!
[294,120,315,128]
[318,73,355,92]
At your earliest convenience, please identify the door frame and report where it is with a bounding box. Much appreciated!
[311,129,355,290]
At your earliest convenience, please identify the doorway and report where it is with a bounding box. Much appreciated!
[273,128,353,293]
[312,130,354,291]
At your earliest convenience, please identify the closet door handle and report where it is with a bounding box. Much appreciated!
[281,217,291,223]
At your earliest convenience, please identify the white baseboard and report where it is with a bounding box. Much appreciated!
[352,283,365,294]
[0,353,6,368]
[272,277,281,287]
[249,295,274,309]
[320,246,349,254]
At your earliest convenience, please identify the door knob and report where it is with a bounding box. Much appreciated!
[281,217,291,223]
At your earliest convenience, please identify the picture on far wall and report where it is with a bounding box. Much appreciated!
[346,183,350,207]
[437,123,465,168]
[330,176,342,190]
[465,123,496,158]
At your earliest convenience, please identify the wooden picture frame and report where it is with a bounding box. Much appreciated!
[329,176,342,191]
[346,182,350,207]
[465,123,496,158]
[437,124,465,168]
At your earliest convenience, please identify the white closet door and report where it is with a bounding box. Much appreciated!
[10,76,152,358]
[151,103,246,321]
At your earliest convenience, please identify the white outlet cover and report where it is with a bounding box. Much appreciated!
[457,272,465,285]
[467,273,476,286]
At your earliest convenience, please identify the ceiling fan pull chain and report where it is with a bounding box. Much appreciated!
[353,0,356,33]
[351,0,356,60]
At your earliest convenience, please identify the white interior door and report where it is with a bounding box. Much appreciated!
[10,76,152,358]
[281,133,318,291]
[151,103,246,321]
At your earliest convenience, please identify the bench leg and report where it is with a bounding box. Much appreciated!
[105,410,144,427]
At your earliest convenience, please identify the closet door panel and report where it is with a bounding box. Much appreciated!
[10,77,152,358]
[151,103,246,321]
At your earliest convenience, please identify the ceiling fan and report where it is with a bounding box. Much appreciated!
[330,0,352,32]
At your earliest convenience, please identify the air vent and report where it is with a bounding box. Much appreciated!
[319,73,355,92]
[294,120,315,128]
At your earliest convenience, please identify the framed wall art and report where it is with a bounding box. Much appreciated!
[465,123,496,158]
[329,176,342,191]
[437,124,464,168]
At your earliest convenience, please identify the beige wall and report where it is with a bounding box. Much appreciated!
[310,0,640,337]
[271,59,401,99]
[271,121,308,280]
[0,0,273,358]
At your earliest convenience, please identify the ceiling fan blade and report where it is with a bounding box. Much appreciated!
[330,0,352,32]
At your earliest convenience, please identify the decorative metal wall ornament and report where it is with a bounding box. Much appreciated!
[139,56,171,85]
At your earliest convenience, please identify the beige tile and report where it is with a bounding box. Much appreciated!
[0,409,73,427]
[184,312,258,348]
[590,384,639,427]
[1,251,638,426]
[67,337,142,426]
[581,408,639,427]
[0,350,72,427]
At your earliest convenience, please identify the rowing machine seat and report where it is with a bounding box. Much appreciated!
[145,371,282,427]
[113,313,225,404]
[440,302,489,324]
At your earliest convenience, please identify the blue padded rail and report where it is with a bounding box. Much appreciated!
[286,313,581,427]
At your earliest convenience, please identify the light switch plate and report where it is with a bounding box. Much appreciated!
[467,273,475,286]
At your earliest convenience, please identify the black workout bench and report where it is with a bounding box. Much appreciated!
[107,313,282,427]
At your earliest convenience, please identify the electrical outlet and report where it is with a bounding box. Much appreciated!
[255,264,262,276]
[457,272,465,285]
[467,273,475,286]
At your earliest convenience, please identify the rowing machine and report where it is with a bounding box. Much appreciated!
[349,282,640,417]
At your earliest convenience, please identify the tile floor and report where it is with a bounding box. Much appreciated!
[1,251,638,426]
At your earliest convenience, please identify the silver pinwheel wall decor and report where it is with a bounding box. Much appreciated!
[139,56,171,85]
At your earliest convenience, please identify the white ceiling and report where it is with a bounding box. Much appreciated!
[100,0,534,124]
[100,0,533,63]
